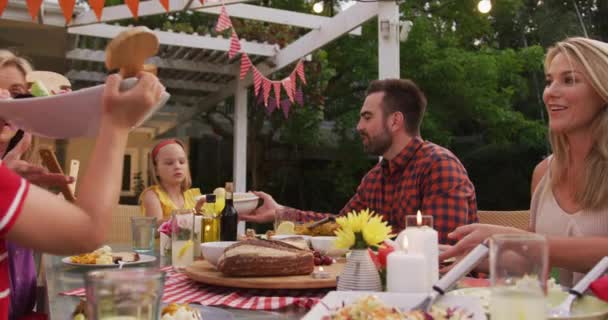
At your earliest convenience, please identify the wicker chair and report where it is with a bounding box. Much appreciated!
[107,204,142,244]
[477,210,530,231]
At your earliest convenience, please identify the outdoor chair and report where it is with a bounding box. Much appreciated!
[477,210,530,231]
[108,204,142,244]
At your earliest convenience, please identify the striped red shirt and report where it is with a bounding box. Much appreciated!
[0,164,29,320]
[291,137,478,244]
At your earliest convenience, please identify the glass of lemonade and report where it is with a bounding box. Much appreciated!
[85,268,165,320]
[489,233,549,320]
[171,209,195,271]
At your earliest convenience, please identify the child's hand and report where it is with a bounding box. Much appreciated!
[102,72,165,130]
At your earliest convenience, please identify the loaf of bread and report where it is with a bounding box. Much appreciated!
[217,239,314,277]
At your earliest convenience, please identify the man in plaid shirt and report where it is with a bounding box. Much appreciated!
[241,79,477,244]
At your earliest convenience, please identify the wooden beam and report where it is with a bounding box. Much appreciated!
[68,23,278,57]
[66,48,238,75]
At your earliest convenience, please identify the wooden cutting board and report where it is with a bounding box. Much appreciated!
[184,260,344,289]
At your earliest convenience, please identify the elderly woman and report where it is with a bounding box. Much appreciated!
[440,37,608,287]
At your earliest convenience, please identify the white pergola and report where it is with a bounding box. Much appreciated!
[2,0,400,233]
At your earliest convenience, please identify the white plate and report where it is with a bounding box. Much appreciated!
[62,254,157,267]
[0,78,170,138]
[302,291,486,320]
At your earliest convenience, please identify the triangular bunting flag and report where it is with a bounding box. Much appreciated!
[215,5,232,32]
[290,72,298,97]
[240,53,252,80]
[88,0,104,21]
[282,78,295,103]
[253,68,263,96]
[295,87,304,106]
[159,0,169,12]
[58,0,75,23]
[262,78,272,107]
[256,91,265,106]
[229,31,241,59]
[0,0,9,17]
[281,99,291,119]
[266,98,277,115]
[273,82,282,109]
[296,61,307,85]
[25,0,43,20]
[125,0,139,19]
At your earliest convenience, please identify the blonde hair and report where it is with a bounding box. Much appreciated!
[545,37,608,210]
[0,49,33,77]
[0,50,39,164]
[149,139,192,192]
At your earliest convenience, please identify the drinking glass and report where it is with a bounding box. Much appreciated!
[130,216,156,253]
[171,209,195,270]
[273,207,301,235]
[85,268,165,320]
[489,233,549,320]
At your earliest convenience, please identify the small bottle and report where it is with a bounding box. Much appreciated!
[220,182,238,241]
[202,194,220,242]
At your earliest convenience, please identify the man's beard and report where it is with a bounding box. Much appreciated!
[361,127,392,156]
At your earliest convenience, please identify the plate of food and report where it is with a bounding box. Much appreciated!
[63,245,156,267]
[302,291,485,320]
[72,301,234,320]
[447,285,608,320]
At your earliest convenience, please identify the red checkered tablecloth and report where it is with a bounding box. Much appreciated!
[60,266,329,310]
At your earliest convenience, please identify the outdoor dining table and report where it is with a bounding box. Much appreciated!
[42,243,309,319]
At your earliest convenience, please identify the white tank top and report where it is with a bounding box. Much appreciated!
[530,156,608,287]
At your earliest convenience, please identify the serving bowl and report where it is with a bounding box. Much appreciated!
[310,236,348,257]
[200,241,237,266]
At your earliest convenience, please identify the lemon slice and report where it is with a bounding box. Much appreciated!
[178,240,193,258]
[276,221,296,235]
[73,314,86,320]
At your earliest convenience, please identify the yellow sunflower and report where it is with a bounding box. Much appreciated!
[334,209,393,249]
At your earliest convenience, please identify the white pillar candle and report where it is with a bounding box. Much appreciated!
[402,211,439,286]
[387,239,427,293]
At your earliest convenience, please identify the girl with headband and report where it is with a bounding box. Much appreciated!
[140,139,205,223]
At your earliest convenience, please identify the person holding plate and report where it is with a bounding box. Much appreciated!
[440,37,608,287]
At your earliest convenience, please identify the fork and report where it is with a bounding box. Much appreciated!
[411,242,489,312]
[548,256,608,317]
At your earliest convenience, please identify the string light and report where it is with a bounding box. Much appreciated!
[477,0,492,14]
[313,1,324,14]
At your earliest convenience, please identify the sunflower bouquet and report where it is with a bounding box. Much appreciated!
[334,209,393,250]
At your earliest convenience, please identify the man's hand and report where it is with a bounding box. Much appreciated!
[2,132,74,187]
[238,191,281,223]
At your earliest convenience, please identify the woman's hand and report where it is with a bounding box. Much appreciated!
[102,73,165,130]
[439,224,525,262]
[195,196,206,214]
[238,191,282,223]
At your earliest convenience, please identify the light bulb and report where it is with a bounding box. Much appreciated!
[313,1,324,14]
[477,0,492,13]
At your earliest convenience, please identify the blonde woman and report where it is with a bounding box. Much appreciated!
[140,139,205,224]
[440,37,608,286]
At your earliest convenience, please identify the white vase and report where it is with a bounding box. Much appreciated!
[337,249,382,291]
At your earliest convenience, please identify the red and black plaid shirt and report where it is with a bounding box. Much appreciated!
[293,137,477,244]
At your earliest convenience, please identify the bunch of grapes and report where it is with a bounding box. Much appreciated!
[313,251,333,266]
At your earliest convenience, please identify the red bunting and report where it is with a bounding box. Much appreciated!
[125,0,139,19]
[273,82,281,109]
[295,88,304,106]
[59,0,76,23]
[215,6,232,32]
[296,61,307,85]
[290,72,298,97]
[159,0,170,12]
[281,99,291,119]
[25,0,43,20]
[282,78,295,103]
[88,0,104,21]
[240,53,252,80]
[229,31,241,59]
[262,78,272,107]
[0,0,8,18]
[266,98,277,114]
[253,68,263,95]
